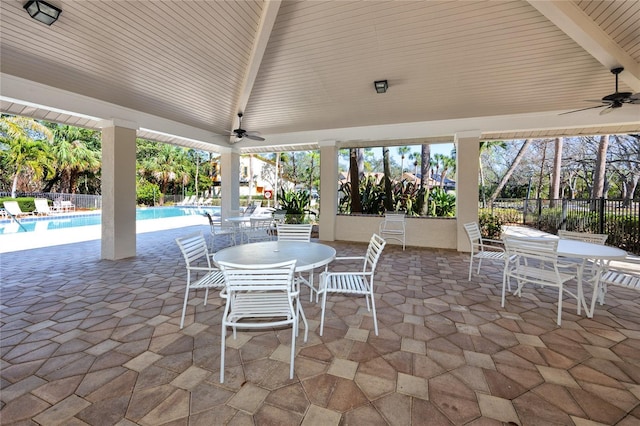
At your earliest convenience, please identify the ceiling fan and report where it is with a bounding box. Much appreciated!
[561,67,640,115]
[228,112,265,142]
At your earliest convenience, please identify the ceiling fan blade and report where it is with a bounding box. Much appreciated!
[559,104,607,115]
[599,105,615,115]
[244,134,265,141]
[627,93,640,104]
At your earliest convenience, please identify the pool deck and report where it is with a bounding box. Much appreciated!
[0,215,208,254]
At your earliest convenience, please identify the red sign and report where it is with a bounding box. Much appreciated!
[264,189,273,199]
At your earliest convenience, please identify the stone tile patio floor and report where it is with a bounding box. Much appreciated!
[1,225,639,425]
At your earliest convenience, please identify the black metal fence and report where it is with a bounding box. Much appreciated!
[486,198,640,254]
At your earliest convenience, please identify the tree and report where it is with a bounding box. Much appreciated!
[139,144,190,204]
[50,125,101,194]
[549,137,563,207]
[591,135,609,200]
[397,146,410,178]
[382,147,393,211]
[408,151,420,183]
[0,116,54,197]
[489,139,531,203]
[439,154,456,189]
[349,148,363,213]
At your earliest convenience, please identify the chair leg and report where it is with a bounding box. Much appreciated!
[204,288,209,306]
[297,300,308,342]
[501,272,507,307]
[556,285,563,326]
[468,256,474,281]
[220,324,226,383]
[320,290,328,336]
[370,292,378,336]
[180,287,190,329]
[289,324,296,379]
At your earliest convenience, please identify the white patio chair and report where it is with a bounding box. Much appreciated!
[204,212,236,248]
[502,236,578,326]
[463,222,507,281]
[218,259,306,382]
[175,232,225,329]
[318,234,387,336]
[3,201,34,217]
[378,212,406,250]
[558,230,608,245]
[277,223,315,300]
[243,217,273,243]
[34,198,52,216]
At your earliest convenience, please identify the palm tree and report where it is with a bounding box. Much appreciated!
[439,154,456,189]
[139,145,190,205]
[408,151,421,183]
[51,125,100,194]
[397,146,411,178]
[0,116,54,198]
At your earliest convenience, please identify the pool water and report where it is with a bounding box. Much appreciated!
[0,206,220,234]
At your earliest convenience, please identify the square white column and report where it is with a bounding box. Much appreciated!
[101,124,137,259]
[455,131,481,252]
[319,140,338,241]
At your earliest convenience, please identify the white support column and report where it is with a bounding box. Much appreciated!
[318,140,338,241]
[455,130,481,252]
[220,146,240,218]
[100,120,137,260]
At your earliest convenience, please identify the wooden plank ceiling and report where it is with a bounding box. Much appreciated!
[1,0,638,153]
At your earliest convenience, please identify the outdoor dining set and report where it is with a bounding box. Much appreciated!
[177,208,389,383]
[175,209,632,384]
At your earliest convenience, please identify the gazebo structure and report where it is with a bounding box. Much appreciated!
[1,1,639,259]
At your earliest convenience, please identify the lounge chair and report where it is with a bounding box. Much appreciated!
[53,200,75,212]
[34,198,52,216]
[3,201,34,217]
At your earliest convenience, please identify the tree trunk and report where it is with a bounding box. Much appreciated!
[349,148,362,213]
[490,139,531,203]
[248,154,254,204]
[274,152,280,206]
[536,140,547,199]
[549,137,562,208]
[591,135,609,199]
[383,147,393,211]
[419,144,431,215]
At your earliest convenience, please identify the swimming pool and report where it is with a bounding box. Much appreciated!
[0,206,220,234]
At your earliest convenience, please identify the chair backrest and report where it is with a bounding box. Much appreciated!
[218,259,297,294]
[175,232,212,269]
[380,212,405,231]
[277,223,312,242]
[558,230,607,245]
[3,201,23,216]
[34,198,51,213]
[363,234,387,273]
[463,222,482,244]
[504,236,559,265]
[250,217,272,229]
[243,204,257,216]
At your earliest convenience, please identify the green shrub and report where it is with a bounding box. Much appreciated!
[479,212,503,239]
[278,188,316,223]
[136,181,161,206]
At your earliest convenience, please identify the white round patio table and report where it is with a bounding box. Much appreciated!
[213,241,336,273]
[556,239,627,318]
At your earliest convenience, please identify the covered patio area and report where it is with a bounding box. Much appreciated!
[2,227,639,425]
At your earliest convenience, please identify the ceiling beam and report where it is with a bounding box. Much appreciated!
[528,0,640,91]
[233,0,281,122]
